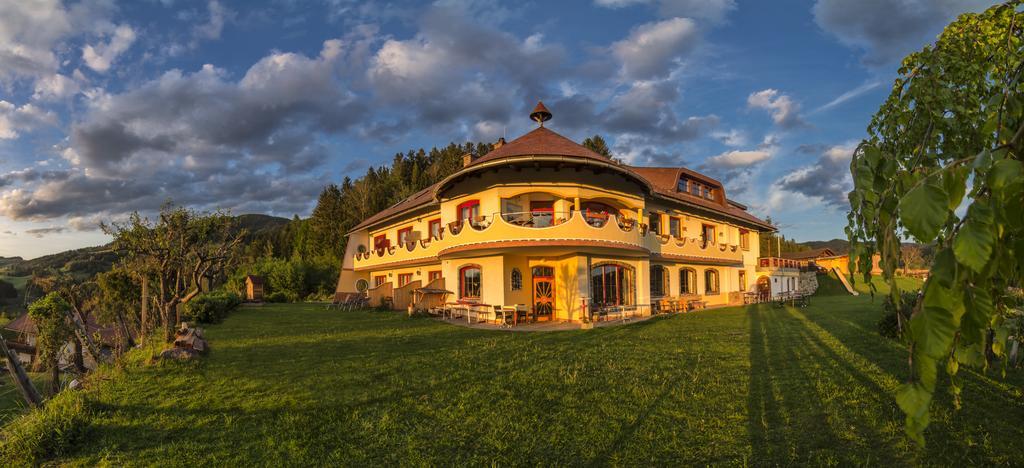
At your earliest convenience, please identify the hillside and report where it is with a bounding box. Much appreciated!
[1,214,292,279]
[798,239,850,254]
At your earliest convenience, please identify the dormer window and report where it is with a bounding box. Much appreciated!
[677,176,717,201]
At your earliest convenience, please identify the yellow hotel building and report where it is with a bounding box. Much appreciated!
[336,103,775,322]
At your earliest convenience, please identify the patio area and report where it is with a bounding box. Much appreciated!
[434,313,657,331]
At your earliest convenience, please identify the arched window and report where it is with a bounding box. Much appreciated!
[650,265,668,297]
[679,268,696,295]
[459,265,481,300]
[591,263,635,307]
[510,268,523,291]
[705,269,720,295]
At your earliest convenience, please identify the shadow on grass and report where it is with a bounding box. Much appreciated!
[746,303,913,465]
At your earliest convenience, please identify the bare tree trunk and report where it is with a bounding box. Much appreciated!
[115,309,135,349]
[140,276,148,344]
[162,303,176,343]
[72,338,86,372]
[0,335,42,407]
[65,308,104,365]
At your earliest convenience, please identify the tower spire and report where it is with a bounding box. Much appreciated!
[530,101,552,127]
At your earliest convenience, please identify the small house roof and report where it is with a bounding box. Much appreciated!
[3,313,122,346]
[244,275,264,286]
[780,248,836,260]
[4,313,37,335]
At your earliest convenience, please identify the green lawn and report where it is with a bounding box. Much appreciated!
[46,295,1024,466]
[0,373,49,422]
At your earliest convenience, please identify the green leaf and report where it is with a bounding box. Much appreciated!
[895,382,931,445]
[962,286,992,345]
[942,165,968,211]
[953,202,995,273]
[899,179,949,241]
[946,357,959,375]
[993,326,1010,357]
[988,159,1022,190]
[911,282,964,360]
[929,248,957,288]
[955,343,985,367]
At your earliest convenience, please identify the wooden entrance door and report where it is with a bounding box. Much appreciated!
[532,266,555,321]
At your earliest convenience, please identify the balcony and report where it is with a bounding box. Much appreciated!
[353,210,743,270]
[756,257,815,273]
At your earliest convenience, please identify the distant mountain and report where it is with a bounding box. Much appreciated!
[235,214,291,237]
[4,214,293,278]
[797,239,850,254]
[0,256,24,269]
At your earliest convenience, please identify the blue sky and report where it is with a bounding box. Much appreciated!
[0,0,998,259]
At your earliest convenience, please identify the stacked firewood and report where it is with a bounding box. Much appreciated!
[159,322,209,360]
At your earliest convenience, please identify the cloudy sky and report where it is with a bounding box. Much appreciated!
[0,0,998,259]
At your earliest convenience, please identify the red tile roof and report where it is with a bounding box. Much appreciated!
[468,126,609,165]
[348,126,774,233]
[781,248,836,260]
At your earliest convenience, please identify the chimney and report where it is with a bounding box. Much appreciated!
[494,137,506,149]
[462,153,474,167]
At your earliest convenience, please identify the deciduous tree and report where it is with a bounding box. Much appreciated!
[103,205,244,343]
[846,1,1023,444]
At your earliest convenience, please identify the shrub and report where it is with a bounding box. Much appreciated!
[182,291,241,324]
[0,390,90,465]
[0,279,17,299]
[265,291,293,303]
[877,291,919,340]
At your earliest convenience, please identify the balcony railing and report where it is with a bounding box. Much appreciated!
[756,257,815,272]
[354,210,743,270]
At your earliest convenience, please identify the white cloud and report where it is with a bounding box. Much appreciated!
[596,0,736,22]
[0,101,58,139]
[813,0,994,65]
[770,142,857,209]
[32,73,81,101]
[706,149,772,168]
[713,129,747,147]
[814,80,882,113]
[747,89,806,129]
[0,0,115,85]
[82,24,137,73]
[195,0,230,41]
[611,17,698,81]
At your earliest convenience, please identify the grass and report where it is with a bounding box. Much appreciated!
[0,274,30,315]
[26,291,1024,465]
[0,373,50,422]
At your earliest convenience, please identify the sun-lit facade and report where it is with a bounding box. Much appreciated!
[336,103,775,321]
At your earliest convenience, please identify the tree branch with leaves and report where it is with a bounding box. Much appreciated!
[846,1,1024,444]
[102,204,244,343]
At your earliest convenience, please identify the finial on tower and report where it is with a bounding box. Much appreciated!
[530,101,552,127]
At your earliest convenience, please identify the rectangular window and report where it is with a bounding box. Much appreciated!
[428,270,442,282]
[459,266,481,300]
[739,270,747,291]
[530,201,554,227]
[669,217,681,237]
[428,219,442,239]
[397,273,413,287]
[701,224,715,245]
[397,227,413,245]
[373,234,388,250]
[457,200,480,223]
[739,229,750,250]
[650,266,667,297]
[648,214,661,235]
[374,275,386,287]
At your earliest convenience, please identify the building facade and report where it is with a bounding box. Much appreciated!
[335,104,775,321]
